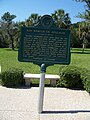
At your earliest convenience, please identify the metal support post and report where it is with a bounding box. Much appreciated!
[38,64,46,113]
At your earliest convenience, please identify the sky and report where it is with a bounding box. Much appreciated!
[0,0,85,23]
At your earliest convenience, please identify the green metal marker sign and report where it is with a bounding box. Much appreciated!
[18,15,70,66]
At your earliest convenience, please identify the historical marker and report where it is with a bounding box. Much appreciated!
[18,15,71,113]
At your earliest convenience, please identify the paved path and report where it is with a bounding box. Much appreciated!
[0,86,90,120]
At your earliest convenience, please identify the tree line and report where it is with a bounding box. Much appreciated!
[0,0,90,51]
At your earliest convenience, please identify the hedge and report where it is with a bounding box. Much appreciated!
[1,67,24,87]
[57,65,90,93]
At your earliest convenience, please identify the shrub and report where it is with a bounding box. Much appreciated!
[80,69,90,93]
[84,79,90,93]
[1,68,24,87]
[57,66,83,88]
[0,73,1,79]
[0,73,2,85]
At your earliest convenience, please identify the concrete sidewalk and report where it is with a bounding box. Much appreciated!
[0,86,90,120]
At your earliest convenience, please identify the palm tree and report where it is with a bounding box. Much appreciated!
[51,9,71,28]
[26,13,41,26]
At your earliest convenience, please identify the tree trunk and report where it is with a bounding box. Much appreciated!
[82,43,85,53]
[9,34,14,50]
[7,29,14,50]
[11,35,14,50]
[82,37,86,53]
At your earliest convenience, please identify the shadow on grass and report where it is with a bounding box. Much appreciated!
[1,83,51,89]
[71,48,90,51]
[5,48,18,51]
[31,83,50,87]
[42,110,90,114]
[56,86,85,91]
[13,85,85,90]
[71,48,90,54]
[2,85,31,89]
[71,52,90,54]
[69,87,85,91]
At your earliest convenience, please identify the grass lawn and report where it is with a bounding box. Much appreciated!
[0,48,90,73]
[71,48,90,70]
[0,48,90,85]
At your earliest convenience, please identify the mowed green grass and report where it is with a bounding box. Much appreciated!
[71,48,90,70]
[0,48,90,74]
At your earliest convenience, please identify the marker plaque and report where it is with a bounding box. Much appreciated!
[18,15,70,66]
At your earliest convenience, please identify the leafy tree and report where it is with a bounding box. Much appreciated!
[11,22,20,48]
[0,21,9,47]
[70,23,81,48]
[1,12,16,50]
[74,0,90,21]
[75,0,90,8]
[79,21,90,51]
[71,21,90,50]
[73,0,90,51]
[51,9,71,28]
